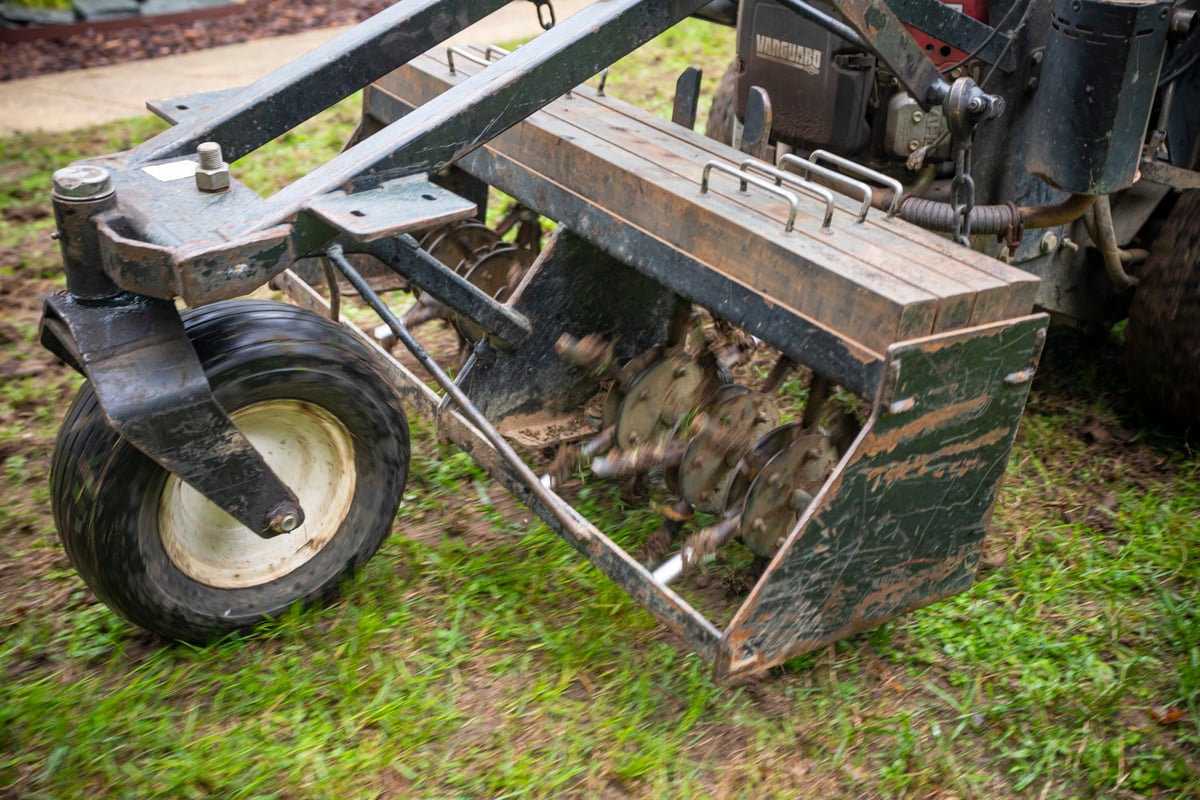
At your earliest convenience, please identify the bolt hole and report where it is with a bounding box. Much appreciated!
[176,104,189,110]
[350,209,366,217]
[925,43,934,52]
[940,45,952,58]
[421,194,437,201]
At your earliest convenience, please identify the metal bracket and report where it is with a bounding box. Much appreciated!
[671,66,703,130]
[302,175,477,242]
[739,86,773,160]
[40,292,303,537]
[884,0,1017,71]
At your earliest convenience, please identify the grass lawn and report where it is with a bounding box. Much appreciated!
[1,17,1198,800]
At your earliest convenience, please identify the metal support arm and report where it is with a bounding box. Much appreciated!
[40,293,303,537]
[129,0,512,165]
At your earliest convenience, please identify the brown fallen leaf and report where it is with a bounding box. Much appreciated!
[1149,705,1189,725]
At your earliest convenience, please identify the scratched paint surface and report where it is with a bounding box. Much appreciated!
[717,314,1047,679]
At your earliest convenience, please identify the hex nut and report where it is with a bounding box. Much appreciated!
[195,142,230,192]
[195,164,230,192]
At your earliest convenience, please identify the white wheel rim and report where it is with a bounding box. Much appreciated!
[159,399,357,589]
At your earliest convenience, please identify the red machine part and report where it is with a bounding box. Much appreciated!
[906,0,989,70]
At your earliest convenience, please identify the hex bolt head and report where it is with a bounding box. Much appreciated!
[52,165,113,201]
[1039,232,1059,254]
[195,141,231,192]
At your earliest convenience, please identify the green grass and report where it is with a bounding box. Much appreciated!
[3,18,1199,800]
[3,0,72,10]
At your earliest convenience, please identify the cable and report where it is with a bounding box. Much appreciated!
[939,0,1030,76]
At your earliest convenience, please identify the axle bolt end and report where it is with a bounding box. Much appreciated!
[52,165,113,201]
[269,511,301,534]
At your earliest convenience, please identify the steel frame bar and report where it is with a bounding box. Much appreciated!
[884,0,1016,71]
[231,0,712,240]
[128,0,512,166]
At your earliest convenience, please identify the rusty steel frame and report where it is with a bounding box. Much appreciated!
[40,0,1052,679]
[279,49,1044,680]
[276,250,1046,679]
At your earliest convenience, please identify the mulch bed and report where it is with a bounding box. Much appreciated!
[1,0,394,81]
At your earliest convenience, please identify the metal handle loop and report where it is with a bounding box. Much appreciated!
[701,161,800,233]
[808,149,904,218]
[740,158,838,232]
[446,46,488,75]
[533,0,556,29]
[775,153,872,224]
[485,45,511,61]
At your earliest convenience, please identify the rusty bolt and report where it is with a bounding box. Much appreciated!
[195,142,230,192]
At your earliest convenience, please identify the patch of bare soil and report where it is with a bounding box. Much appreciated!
[1029,326,1183,516]
[0,252,79,636]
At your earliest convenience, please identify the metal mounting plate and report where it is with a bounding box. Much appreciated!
[303,176,477,242]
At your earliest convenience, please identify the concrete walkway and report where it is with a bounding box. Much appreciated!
[0,0,591,136]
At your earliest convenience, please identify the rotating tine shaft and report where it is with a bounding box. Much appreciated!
[808,149,905,218]
[700,161,801,233]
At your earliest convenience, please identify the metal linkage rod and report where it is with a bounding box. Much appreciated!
[325,245,724,655]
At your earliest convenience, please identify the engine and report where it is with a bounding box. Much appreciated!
[732,0,987,163]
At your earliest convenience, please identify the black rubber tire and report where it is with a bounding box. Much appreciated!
[50,300,410,642]
[1124,189,1200,435]
[704,61,738,146]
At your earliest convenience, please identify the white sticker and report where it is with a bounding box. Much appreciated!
[143,160,197,182]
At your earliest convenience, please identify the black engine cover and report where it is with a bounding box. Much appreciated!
[735,0,875,153]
